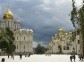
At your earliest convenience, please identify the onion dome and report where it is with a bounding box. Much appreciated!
[58,28,64,32]
[52,36,54,39]
[65,33,68,35]
[3,8,13,20]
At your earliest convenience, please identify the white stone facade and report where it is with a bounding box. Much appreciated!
[14,29,33,54]
[0,9,33,55]
[0,19,21,30]
[46,28,80,54]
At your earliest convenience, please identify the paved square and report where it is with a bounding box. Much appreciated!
[0,54,83,62]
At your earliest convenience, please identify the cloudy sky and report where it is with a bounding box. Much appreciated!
[0,0,82,47]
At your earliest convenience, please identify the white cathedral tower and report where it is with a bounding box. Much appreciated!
[0,8,33,55]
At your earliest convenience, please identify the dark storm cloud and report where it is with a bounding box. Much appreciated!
[0,0,75,45]
[0,0,5,2]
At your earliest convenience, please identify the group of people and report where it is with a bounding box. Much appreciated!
[8,54,14,59]
[1,54,31,62]
[70,54,84,62]
[70,54,76,62]
[7,53,31,59]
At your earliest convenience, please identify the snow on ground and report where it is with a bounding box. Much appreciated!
[0,54,83,62]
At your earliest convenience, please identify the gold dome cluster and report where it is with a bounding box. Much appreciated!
[3,9,13,20]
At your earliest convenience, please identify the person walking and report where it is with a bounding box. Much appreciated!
[20,54,22,59]
[8,55,9,58]
[1,58,5,62]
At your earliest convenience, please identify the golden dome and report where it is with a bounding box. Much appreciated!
[58,28,64,32]
[52,36,54,39]
[3,9,13,20]
[65,33,68,35]
[69,32,72,34]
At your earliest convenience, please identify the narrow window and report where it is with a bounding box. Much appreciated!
[17,36,18,40]
[78,40,80,44]
[53,43,55,45]
[67,46,69,50]
[63,46,66,50]
[73,47,75,50]
[17,45,18,49]
[24,37,25,40]
[24,45,25,49]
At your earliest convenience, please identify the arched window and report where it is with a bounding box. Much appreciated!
[63,46,66,50]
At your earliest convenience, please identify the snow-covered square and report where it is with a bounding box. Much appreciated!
[0,54,83,62]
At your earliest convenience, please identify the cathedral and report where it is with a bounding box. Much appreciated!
[46,28,80,54]
[0,8,33,55]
